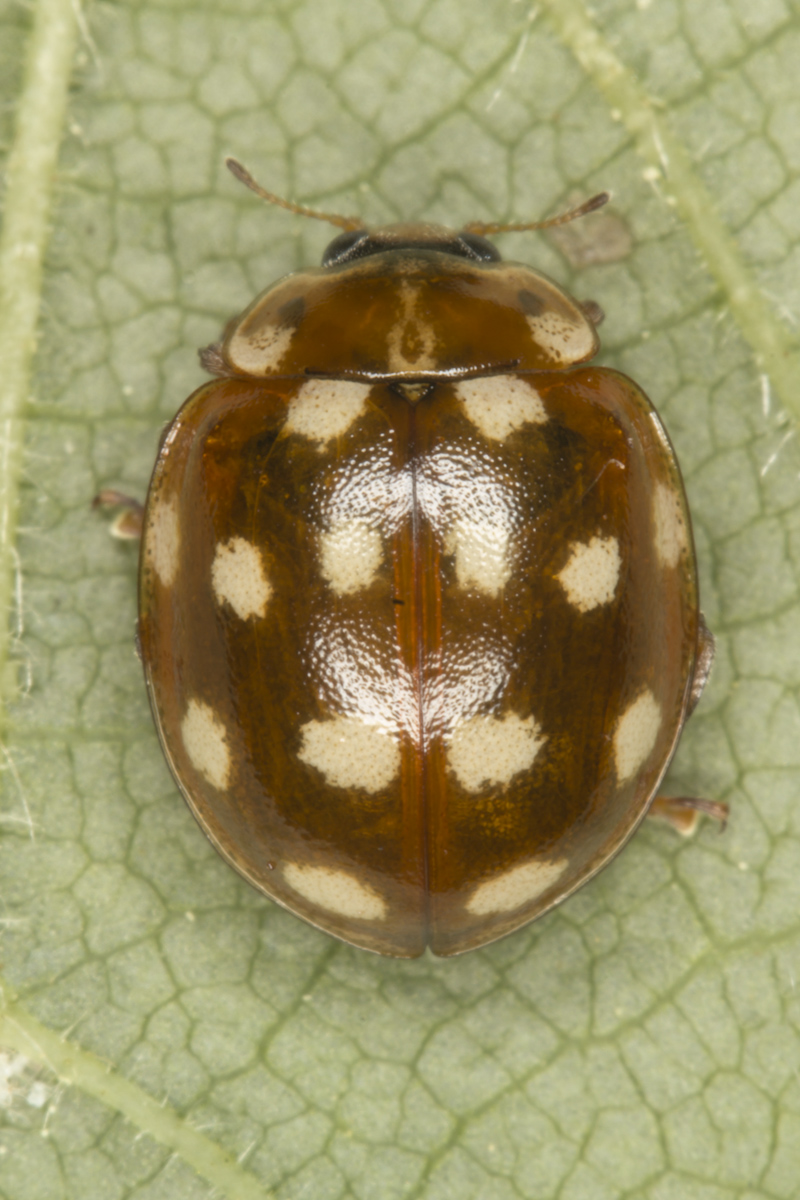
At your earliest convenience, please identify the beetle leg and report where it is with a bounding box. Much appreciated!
[580,299,605,326]
[92,489,144,540]
[199,342,236,376]
[647,617,724,836]
[648,794,729,836]
[687,613,715,715]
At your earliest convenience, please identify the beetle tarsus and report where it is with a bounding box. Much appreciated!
[199,342,233,376]
[93,489,144,540]
[688,614,715,715]
[648,794,729,837]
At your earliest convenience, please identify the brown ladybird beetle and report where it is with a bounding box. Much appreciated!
[121,160,727,957]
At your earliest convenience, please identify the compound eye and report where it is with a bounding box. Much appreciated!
[322,230,369,266]
[457,232,502,262]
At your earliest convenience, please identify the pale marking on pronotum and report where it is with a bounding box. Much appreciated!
[652,481,688,568]
[211,537,272,619]
[285,379,372,446]
[320,520,383,594]
[614,689,662,783]
[298,715,400,792]
[181,699,231,790]
[444,518,512,595]
[386,281,437,373]
[466,857,569,914]
[556,536,621,613]
[284,863,387,920]
[447,712,546,792]
[455,376,548,440]
[147,497,180,587]
[526,310,595,364]
[228,322,295,375]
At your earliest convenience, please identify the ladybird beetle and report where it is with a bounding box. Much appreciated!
[129,160,726,958]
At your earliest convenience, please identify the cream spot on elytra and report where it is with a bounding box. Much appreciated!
[614,689,661,783]
[557,536,621,613]
[284,863,387,920]
[444,518,511,595]
[211,537,272,619]
[447,712,546,793]
[229,323,295,375]
[147,497,180,587]
[466,857,569,915]
[181,699,230,790]
[298,715,400,793]
[456,376,548,440]
[653,481,688,568]
[285,379,371,446]
[526,310,595,364]
[386,281,437,373]
[320,520,383,594]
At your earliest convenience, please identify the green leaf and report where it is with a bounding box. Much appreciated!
[2,0,800,1196]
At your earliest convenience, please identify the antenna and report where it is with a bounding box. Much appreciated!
[462,191,610,237]
[226,158,365,232]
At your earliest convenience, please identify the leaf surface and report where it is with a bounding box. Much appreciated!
[2,1,800,1197]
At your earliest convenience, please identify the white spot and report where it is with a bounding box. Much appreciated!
[444,518,511,595]
[284,862,387,920]
[556,536,621,613]
[147,497,180,587]
[456,376,548,441]
[298,715,400,793]
[211,537,272,619]
[227,322,295,375]
[447,712,546,792]
[320,520,383,594]
[0,1052,28,1109]
[614,689,661,784]
[285,379,371,446]
[386,281,437,373]
[466,857,569,915]
[26,1082,49,1109]
[182,699,231,790]
[526,310,595,364]
[653,481,688,568]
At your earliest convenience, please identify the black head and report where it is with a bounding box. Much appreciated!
[322,222,502,266]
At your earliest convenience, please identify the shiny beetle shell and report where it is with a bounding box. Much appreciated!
[138,213,703,957]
